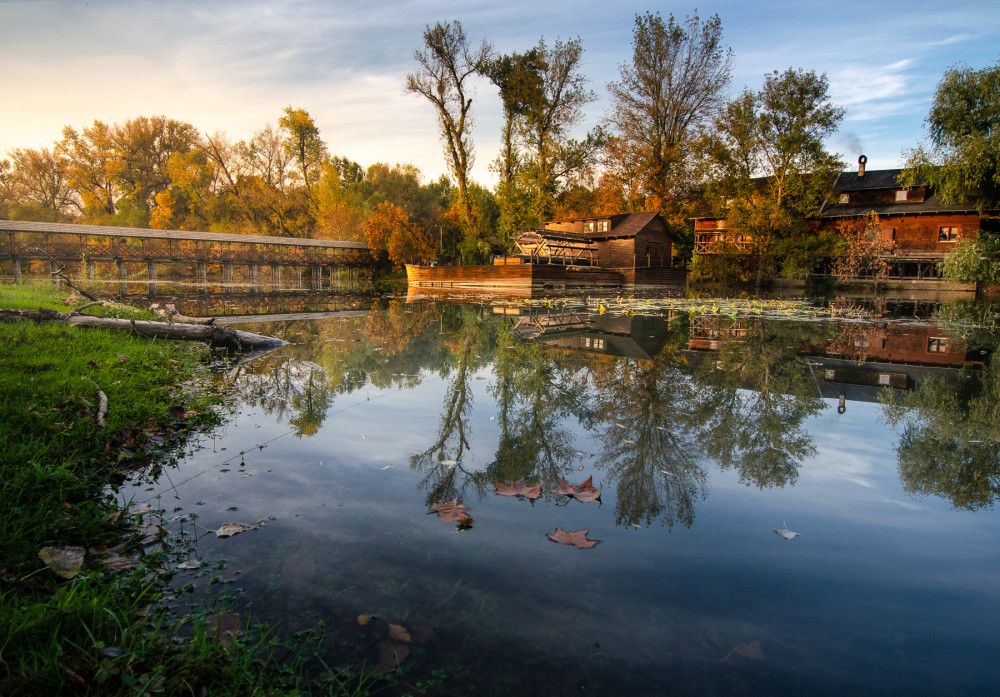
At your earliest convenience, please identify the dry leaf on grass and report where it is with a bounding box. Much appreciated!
[389,624,411,642]
[495,478,542,499]
[547,527,599,549]
[38,546,86,579]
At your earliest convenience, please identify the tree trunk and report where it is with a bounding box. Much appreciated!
[0,309,283,350]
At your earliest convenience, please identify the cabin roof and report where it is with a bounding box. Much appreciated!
[530,210,668,242]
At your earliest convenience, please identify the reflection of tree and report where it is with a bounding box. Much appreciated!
[589,347,708,529]
[409,307,497,504]
[231,355,335,436]
[288,369,333,436]
[883,355,1000,510]
[484,326,593,494]
[687,318,829,488]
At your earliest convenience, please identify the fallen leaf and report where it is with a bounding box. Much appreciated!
[495,478,542,499]
[552,476,601,503]
[117,354,131,363]
[208,610,241,647]
[547,527,599,549]
[377,641,410,673]
[389,623,411,642]
[357,614,374,626]
[216,523,254,538]
[177,559,203,570]
[38,546,86,579]
[135,604,151,617]
[732,640,765,660]
[431,499,475,523]
[774,522,800,540]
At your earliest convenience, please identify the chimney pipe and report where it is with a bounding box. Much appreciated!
[858,155,867,178]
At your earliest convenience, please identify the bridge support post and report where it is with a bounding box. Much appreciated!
[295,266,303,290]
[271,264,281,289]
[311,266,322,290]
[147,260,157,296]
[223,264,234,291]
[117,259,128,296]
[86,259,96,283]
[249,264,259,292]
[12,258,21,285]
[50,260,61,289]
[197,262,207,293]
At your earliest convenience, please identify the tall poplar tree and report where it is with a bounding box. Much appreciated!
[405,20,493,251]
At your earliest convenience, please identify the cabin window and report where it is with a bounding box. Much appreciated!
[938,226,959,242]
[583,221,594,233]
[927,337,950,353]
[839,193,850,204]
[895,190,909,202]
[584,337,605,350]
[596,220,609,233]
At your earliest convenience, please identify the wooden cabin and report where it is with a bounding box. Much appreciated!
[692,156,997,280]
[511,211,681,285]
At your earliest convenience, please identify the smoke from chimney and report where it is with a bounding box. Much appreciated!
[858,155,867,178]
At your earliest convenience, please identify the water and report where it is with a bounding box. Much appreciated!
[122,293,1000,696]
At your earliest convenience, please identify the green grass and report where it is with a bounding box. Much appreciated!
[0,282,385,696]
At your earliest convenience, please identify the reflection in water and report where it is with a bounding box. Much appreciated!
[141,293,1000,697]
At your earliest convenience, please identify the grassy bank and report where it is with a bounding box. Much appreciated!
[0,283,374,696]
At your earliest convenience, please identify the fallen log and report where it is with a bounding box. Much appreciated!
[0,308,284,351]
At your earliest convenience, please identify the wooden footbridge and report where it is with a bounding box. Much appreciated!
[0,220,373,293]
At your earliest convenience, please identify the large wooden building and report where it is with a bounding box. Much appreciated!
[693,156,997,280]
[510,211,681,285]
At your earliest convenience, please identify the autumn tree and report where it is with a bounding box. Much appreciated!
[278,107,327,195]
[363,201,435,268]
[832,211,896,280]
[2,147,77,221]
[701,69,844,285]
[606,12,733,223]
[405,20,493,249]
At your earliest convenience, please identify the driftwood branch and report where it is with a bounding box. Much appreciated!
[0,309,284,350]
[32,247,102,302]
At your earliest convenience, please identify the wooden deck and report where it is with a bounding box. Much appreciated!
[406,263,686,289]
[406,264,625,289]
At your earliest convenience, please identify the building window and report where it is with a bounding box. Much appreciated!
[895,190,909,202]
[583,221,594,233]
[596,220,609,233]
[593,338,604,350]
[839,193,850,204]
[938,226,959,242]
[928,337,950,353]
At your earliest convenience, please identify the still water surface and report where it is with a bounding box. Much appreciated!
[124,293,1000,696]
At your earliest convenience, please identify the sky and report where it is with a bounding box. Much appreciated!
[2,0,998,186]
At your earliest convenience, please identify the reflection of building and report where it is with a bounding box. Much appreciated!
[499,306,676,360]
[686,312,983,396]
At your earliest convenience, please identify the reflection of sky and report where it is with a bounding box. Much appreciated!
[125,320,1000,696]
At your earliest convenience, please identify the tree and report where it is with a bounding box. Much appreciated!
[903,60,1000,212]
[278,107,327,195]
[833,211,896,280]
[3,147,78,221]
[607,12,733,223]
[363,201,436,268]
[405,21,493,247]
[701,69,845,284]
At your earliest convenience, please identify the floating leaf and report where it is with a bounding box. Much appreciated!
[377,641,410,673]
[732,640,765,660]
[774,522,800,540]
[38,546,85,579]
[216,522,254,538]
[389,623,411,642]
[177,559,204,570]
[357,614,374,626]
[431,499,475,523]
[547,527,599,549]
[495,478,542,500]
[553,476,601,503]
